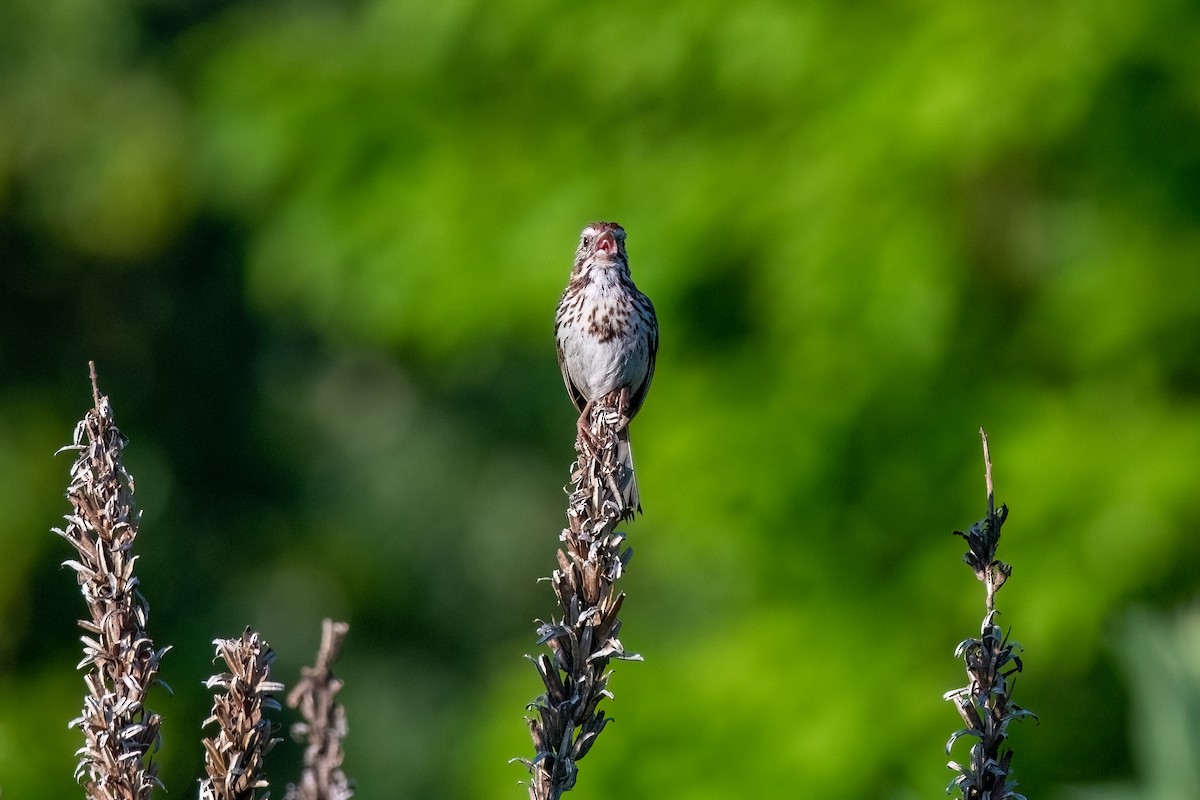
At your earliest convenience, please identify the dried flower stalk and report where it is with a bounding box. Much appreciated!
[200,628,284,800]
[944,429,1037,799]
[518,391,642,800]
[285,620,354,800]
[53,362,168,800]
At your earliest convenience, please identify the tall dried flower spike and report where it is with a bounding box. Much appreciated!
[516,391,642,800]
[285,619,354,800]
[200,628,285,800]
[944,430,1038,799]
[53,362,169,800]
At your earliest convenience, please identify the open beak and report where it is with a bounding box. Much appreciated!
[595,231,617,257]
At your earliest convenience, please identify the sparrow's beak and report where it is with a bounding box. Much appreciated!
[595,231,617,257]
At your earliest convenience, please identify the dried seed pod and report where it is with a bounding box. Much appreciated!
[519,391,643,800]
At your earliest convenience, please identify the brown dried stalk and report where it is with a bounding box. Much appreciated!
[944,429,1037,799]
[54,362,168,800]
[200,628,284,800]
[518,391,642,800]
[285,620,353,800]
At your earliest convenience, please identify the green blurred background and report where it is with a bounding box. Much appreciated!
[3,1,1200,798]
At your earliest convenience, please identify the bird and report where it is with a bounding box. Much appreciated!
[554,221,658,515]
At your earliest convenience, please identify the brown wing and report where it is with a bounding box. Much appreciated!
[556,335,587,413]
[626,294,658,419]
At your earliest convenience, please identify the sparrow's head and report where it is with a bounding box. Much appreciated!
[575,222,628,270]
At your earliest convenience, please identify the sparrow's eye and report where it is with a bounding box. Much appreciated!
[582,236,593,247]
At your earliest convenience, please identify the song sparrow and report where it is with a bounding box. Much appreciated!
[555,222,659,514]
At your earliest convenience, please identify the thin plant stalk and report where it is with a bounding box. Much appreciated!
[285,619,354,800]
[518,391,642,800]
[199,628,284,800]
[944,429,1037,799]
[54,362,169,800]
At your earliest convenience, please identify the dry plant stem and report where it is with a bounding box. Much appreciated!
[54,362,168,800]
[285,620,354,800]
[945,429,1036,800]
[200,628,284,800]
[519,390,641,800]
[980,431,1000,613]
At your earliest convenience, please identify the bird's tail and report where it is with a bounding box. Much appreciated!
[617,425,641,517]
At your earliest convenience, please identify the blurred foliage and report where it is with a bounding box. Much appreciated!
[1069,607,1200,800]
[2,0,1200,798]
